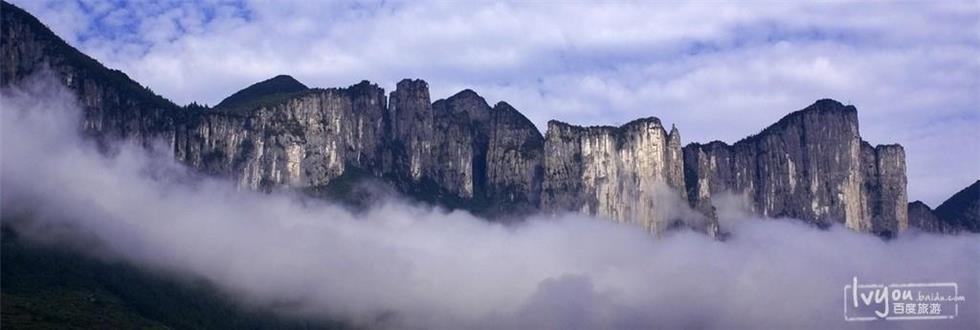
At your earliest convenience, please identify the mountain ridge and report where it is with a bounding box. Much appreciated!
[6,1,976,236]
[908,181,980,233]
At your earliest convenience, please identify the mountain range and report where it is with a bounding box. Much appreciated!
[1,1,976,237]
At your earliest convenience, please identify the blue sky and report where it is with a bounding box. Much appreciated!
[12,0,980,206]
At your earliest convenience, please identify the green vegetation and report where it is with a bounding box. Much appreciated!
[214,75,311,114]
[213,90,318,116]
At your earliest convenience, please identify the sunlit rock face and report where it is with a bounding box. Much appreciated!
[174,82,388,190]
[682,100,908,236]
[541,118,698,233]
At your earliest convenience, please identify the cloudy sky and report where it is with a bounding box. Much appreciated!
[11,0,980,206]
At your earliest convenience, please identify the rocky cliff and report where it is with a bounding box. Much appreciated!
[174,81,389,190]
[2,1,920,236]
[933,180,979,232]
[1,2,178,147]
[908,181,980,233]
[383,81,544,213]
[908,201,948,233]
[485,102,545,212]
[540,118,708,234]
[682,100,908,236]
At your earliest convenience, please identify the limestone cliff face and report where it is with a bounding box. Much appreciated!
[170,75,542,213]
[174,82,388,190]
[485,102,544,210]
[682,100,908,236]
[2,1,920,237]
[861,143,908,235]
[428,90,491,199]
[387,79,434,183]
[541,118,698,233]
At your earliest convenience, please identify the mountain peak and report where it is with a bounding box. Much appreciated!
[215,74,308,110]
[933,180,980,231]
[443,89,488,108]
[396,78,428,91]
[812,98,845,108]
[451,89,480,99]
[801,98,857,116]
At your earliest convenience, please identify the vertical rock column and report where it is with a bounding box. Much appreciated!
[429,90,492,198]
[485,101,545,210]
[864,144,908,235]
[387,79,435,182]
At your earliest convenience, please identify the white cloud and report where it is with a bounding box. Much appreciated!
[9,0,979,204]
